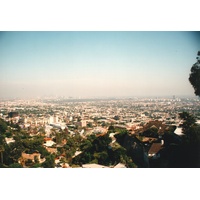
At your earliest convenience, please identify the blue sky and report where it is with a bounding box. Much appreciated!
[0,31,199,99]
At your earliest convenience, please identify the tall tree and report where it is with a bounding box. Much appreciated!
[189,51,200,97]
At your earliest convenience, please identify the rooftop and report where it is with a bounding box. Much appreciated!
[82,163,109,168]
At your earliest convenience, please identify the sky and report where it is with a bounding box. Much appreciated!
[0,31,199,99]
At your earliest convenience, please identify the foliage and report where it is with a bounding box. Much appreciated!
[0,118,8,134]
[22,136,44,152]
[72,134,110,166]
[72,131,137,167]
[5,131,12,138]
[162,112,200,167]
[9,163,23,168]
[32,163,42,168]
[114,130,129,146]
[163,131,181,147]
[80,139,92,151]
[179,112,196,134]
[142,127,158,138]
[36,146,50,158]
[1,130,49,166]
[42,154,55,168]
[189,51,200,97]
[108,125,115,133]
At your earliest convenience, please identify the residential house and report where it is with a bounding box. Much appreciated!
[19,152,45,166]
[148,143,163,159]
[46,147,57,154]
[43,138,56,147]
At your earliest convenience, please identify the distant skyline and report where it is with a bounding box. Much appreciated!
[0,31,199,99]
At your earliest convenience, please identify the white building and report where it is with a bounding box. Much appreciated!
[45,125,53,137]
[44,140,56,147]
[5,137,15,144]
[49,115,59,124]
[49,116,54,124]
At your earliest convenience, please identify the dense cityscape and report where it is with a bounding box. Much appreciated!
[0,96,199,168]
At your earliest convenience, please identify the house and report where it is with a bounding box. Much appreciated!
[148,143,163,159]
[5,137,15,144]
[43,138,56,147]
[61,163,70,168]
[46,147,57,154]
[19,152,45,166]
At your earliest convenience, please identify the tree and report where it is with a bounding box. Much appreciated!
[94,151,109,165]
[0,118,8,134]
[108,125,115,133]
[176,112,200,167]
[179,112,196,134]
[114,130,129,146]
[189,51,200,97]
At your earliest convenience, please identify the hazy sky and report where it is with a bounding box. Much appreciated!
[0,31,199,99]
